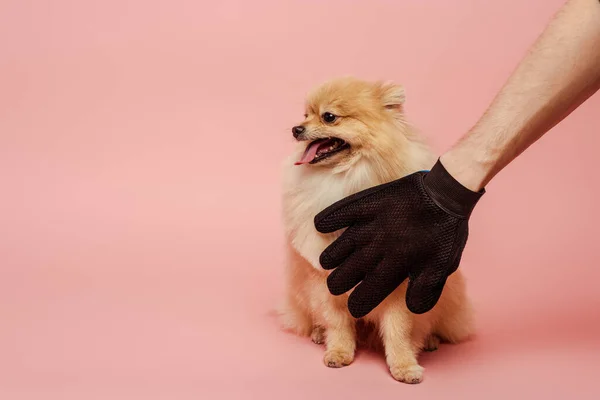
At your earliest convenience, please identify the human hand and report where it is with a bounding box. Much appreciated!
[314,159,484,318]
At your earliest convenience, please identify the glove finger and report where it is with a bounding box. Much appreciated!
[319,229,358,270]
[314,179,405,234]
[314,199,371,234]
[347,261,409,319]
[405,267,448,315]
[325,248,373,295]
[315,171,423,233]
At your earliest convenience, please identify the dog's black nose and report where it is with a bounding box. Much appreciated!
[292,125,305,138]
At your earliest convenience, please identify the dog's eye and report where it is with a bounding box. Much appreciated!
[303,113,308,118]
[322,112,337,123]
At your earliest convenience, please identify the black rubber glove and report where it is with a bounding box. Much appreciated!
[314,159,485,318]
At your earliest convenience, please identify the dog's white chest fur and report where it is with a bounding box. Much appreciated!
[281,153,376,270]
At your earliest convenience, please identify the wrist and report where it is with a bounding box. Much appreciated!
[423,159,485,218]
[440,134,498,192]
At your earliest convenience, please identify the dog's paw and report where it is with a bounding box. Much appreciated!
[423,334,440,352]
[390,364,424,384]
[311,326,325,345]
[323,349,354,368]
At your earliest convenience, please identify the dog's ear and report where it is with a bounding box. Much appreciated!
[377,81,405,112]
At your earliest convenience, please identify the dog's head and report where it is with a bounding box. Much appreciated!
[292,77,407,169]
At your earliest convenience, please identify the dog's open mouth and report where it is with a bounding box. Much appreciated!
[295,138,350,165]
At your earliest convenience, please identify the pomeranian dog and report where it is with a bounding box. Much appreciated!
[278,77,474,384]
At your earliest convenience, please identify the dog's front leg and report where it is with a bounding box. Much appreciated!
[321,297,356,368]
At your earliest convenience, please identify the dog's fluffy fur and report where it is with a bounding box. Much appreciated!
[279,77,474,383]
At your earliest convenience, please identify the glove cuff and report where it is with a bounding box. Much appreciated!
[423,159,485,218]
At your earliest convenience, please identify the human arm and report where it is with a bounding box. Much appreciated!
[442,0,600,192]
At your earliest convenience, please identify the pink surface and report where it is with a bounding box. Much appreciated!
[1,0,599,398]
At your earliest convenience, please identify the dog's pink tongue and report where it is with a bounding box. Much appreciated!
[295,140,323,165]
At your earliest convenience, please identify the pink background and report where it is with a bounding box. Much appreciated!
[1,0,599,398]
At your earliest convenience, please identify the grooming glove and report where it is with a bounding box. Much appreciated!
[314,159,484,318]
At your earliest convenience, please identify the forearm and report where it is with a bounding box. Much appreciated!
[441,0,600,192]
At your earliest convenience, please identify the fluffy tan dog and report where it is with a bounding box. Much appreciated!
[279,77,474,384]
